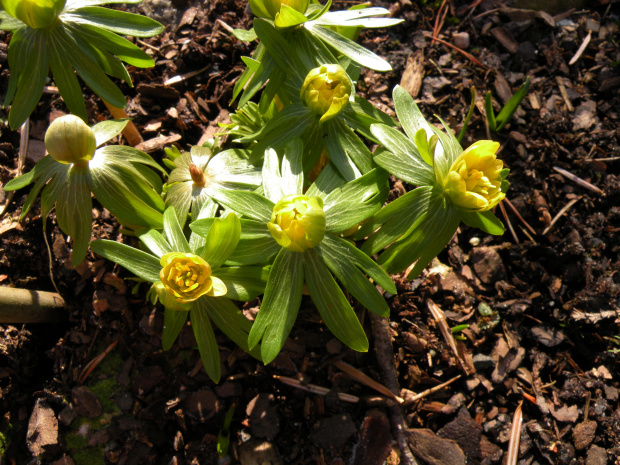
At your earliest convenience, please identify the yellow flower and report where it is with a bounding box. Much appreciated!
[267,194,326,252]
[44,114,96,165]
[300,64,352,123]
[444,140,505,212]
[159,252,227,303]
[249,0,308,19]
[1,0,65,28]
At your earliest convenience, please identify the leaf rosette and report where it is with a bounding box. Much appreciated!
[0,0,164,129]
[191,139,396,364]
[91,208,268,383]
[356,85,509,279]
[4,117,165,266]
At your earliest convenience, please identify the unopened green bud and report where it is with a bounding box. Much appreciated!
[1,0,65,28]
[301,64,352,123]
[249,0,309,19]
[44,115,96,165]
[267,194,326,252]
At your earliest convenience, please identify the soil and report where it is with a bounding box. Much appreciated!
[1,0,620,464]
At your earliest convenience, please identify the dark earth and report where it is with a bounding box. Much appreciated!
[1,0,620,464]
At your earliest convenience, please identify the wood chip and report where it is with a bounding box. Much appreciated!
[490,27,518,54]
[400,49,425,98]
[135,133,182,153]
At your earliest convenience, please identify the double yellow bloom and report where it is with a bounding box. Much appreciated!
[444,140,505,212]
[267,194,326,252]
[159,252,227,305]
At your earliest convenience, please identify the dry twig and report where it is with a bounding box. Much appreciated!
[568,30,591,66]
[404,375,462,404]
[499,201,519,244]
[553,166,604,195]
[542,196,582,235]
[334,360,403,403]
[506,402,523,465]
[274,375,359,403]
[79,338,119,383]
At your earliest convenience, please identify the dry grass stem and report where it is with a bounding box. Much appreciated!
[334,360,404,403]
[568,30,591,65]
[506,401,523,465]
[79,338,119,383]
[542,196,582,235]
[274,375,359,403]
[405,375,462,404]
[553,166,604,195]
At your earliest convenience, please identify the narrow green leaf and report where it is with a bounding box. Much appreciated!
[190,307,221,383]
[137,229,172,258]
[48,29,87,121]
[233,28,257,42]
[358,186,432,255]
[55,165,92,266]
[305,23,391,71]
[90,239,161,282]
[202,213,241,270]
[460,210,505,236]
[370,124,434,186]
[163,207,191,253]
[253,18,307,78]
[201,297,262,360]
[65,7,164,37]
[274,4,308,28]
[317,237,391,316]
[162,309,188,350]
[215,266,269,301]
[323,168,388,233]
[495,76,530,132]
[4,155,56,192]
[210,190,274,223]
[302,249,368,352]
[305,163,345,200]
[40,164,70,219]
[484,91,497,133]
[65,0,143,7]
[248,249,304,364]
[0,10,25,30]
[227,220,280,266]
[92,119,130,146]
[262,139,304,203]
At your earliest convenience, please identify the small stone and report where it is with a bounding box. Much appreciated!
[71,386,102,419]
[472,354,495,371]
[326,338,343,354]
[573,420,597,450]
[182,390,220,422]
[27,399,59,457]
[586,444,607,465]
[238,439,283,465]
[51,456,75,465]
[58,405,77,426]
[310,413,357,449]
[247,393,280,440]
[470,247,505,284]
[604,385,618,401]
[453,32,470,49]
[407,428,466,465]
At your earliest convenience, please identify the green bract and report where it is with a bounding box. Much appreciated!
[44,113,96,164]
[3,117,165,266]
[91,208,268,383]
[355,85,509,279]
[191,140,395,364]
[0,0,164,129]
[164,145,262,227]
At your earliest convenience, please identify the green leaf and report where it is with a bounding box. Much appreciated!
[67,22,155,68]
[48,29,87,121]
[460,210,505,236]
[378,200,461,278]
[55,165,92,266]
[201,297,261,360]
[262,139,304,203]
[317,236,392,316]
[162,309,188,350]
[215,266,269,301]
[137,229,172,258]
[65,0,143,7]
[248,249,304,364]
[92,118,130,146]
[324,118,374,181]
[90,239,162,282]
[484,91,497,133]
[190,306,221,383]
[233,28,257,42]
[210,190,274,223]
[302,249,368,352]
[227,220,279,266]
[54,25,126,108]
[65,7,164,37]
[202,213,241,270]
[7,28,48,129]
[305,23,391,71]
[40,163,70,219]
[274,4,308,28]
[495,76,530,132]
[323,168,388,233]
[312,7,398,26]
[233,42,265,104]
[370,125,434,186]
[358,186,432,255]
[189,198,219,252]
[4,155,57,192]
[0,10,25,30]
[253,18,307,77]
[305,163,345,200]
[163,207,191,253]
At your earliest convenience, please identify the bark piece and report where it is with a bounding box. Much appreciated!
[407,428,466,465]
[182,390,220,422]
[310,413,357,449]
[351,410,393,465]
[27,399,59,457]
[573,420,597,450]
[247,393,280,440]
[71,386,102,418]
[238,439,283,465]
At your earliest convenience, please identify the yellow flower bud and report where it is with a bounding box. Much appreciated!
[300,64,352,123]
[159,252,227,303]
[444,140,506,212]
[249,0,308,19]
[1,0,65,28]
[44,115,96,165]
[267,194,326,252]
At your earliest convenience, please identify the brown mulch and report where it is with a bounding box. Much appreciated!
[1,0,620,464]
